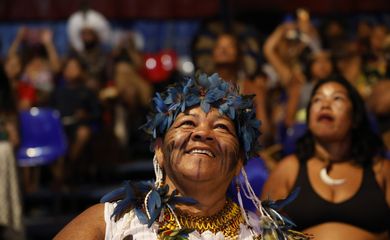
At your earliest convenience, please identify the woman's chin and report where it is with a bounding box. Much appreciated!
[180,170,216,182]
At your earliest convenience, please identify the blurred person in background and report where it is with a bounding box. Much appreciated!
[99,59,152,159]
[3,53,36,111]
[262,76,390,240]
[362,23,389,86]
[263,10,322,130]
[100,32,152,154]
[8,27,61,109]
[0,65,24,239]
[50,56,100,185]
[67,8,111,92]
[286,50,334,127]
[369,79,390,153]
[334,39,369,98]
[211,32,271,145]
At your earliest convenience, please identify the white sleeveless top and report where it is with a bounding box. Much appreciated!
[104,202,261,240]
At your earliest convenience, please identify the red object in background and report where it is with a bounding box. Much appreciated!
[141,50,177,84]
[18,82,37,104]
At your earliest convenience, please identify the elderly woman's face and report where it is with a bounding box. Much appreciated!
[160,106,241,183]
[309,82,353,142]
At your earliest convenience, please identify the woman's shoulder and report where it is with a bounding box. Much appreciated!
[54,203,106,240]
[261,154,300,200]
[278,154,300,168]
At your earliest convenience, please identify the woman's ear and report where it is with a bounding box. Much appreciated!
[154,138,164,168]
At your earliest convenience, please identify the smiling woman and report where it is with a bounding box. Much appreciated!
[54,73,310,240]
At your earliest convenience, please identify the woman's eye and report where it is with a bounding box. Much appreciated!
[334,96,344,101]
[181,120,195,127]
[215,124,229,130]
[312,97,321,103]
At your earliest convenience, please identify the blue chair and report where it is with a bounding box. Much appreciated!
[17,108,68,167]
[228,156,269,212]
[277,122,307,156]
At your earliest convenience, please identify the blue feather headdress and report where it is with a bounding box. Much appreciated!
[141,72,261,162]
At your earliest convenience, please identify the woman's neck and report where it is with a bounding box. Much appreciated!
[165,177,229,217]
[315,138,351,163]
[216,66,239,83]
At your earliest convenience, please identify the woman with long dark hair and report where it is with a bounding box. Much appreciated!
[262,75,390,239]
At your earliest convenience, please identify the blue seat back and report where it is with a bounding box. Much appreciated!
[17,108,68,166]
[277,122,307,156]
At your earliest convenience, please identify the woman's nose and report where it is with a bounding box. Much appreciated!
[191,126,214,142]
[320,99,331,109]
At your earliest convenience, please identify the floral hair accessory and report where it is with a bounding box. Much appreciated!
[141,72,261,162]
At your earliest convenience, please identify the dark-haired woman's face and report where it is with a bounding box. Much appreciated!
[64,59,82,82]
[309,82,353,142]
[311,52,332,80]
[212,35,239,65]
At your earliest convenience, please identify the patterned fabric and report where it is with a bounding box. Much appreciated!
[104,202,261,240]
[0,142,23,232]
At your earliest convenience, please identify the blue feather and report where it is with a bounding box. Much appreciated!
[200,101,210,113]
[111,198,132,219]
[100,187,125,203]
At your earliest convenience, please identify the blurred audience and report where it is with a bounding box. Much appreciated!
[8,27,60,109]
[50,56,100,185]
[67,9,111,92]
[0,65,24,239]
[211,32,271,143]
[1,9,390,239]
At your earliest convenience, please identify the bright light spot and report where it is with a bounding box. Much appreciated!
[30,107,39,116]
[146,58,157,69]
[182,61,194,74]
[26,148,41,157]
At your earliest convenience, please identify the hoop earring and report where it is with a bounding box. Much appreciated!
[153,154,164,187]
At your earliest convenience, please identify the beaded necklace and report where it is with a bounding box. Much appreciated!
[158,199,244,239]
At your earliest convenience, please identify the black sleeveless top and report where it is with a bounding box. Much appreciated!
[283,161,390,233]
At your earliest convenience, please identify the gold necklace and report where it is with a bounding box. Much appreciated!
[158,199,243,239]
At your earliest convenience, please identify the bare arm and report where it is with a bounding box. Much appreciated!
[7,27,26,58]
[284,76,304,127]
[261,155,299,200]
[263,24,294,86]
[54,203,106,240]
[41,29,61,73]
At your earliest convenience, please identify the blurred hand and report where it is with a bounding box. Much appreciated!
[16,26,27,41]
[41,29,53,45]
